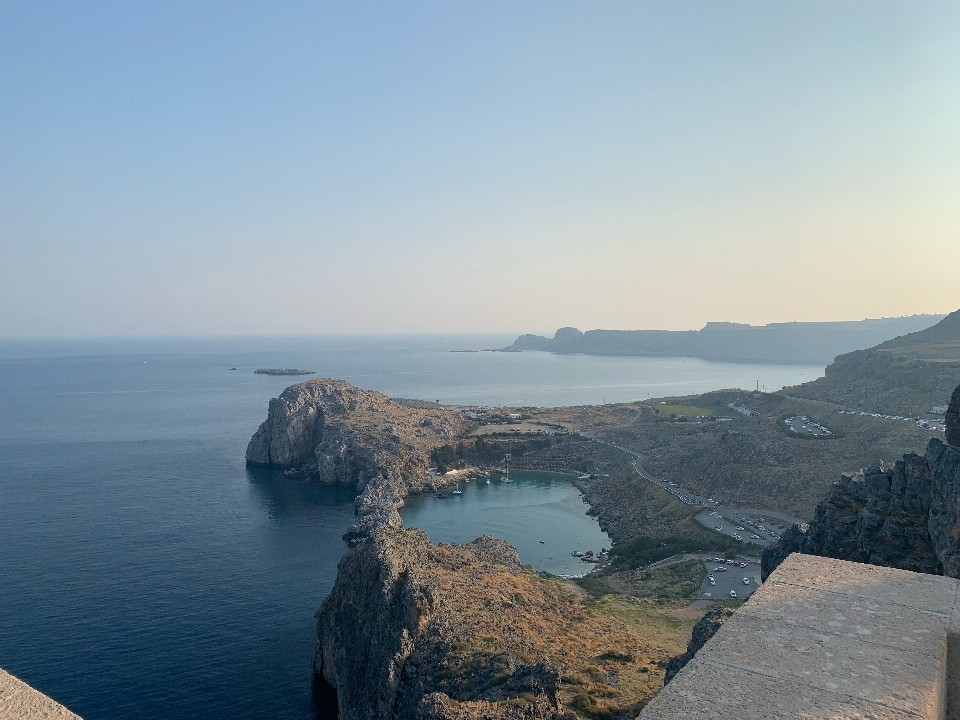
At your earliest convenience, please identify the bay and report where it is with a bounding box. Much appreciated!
[0,335,822,719]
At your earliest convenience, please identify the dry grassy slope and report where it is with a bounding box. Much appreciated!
[554,390,940,519]
[316,527,692,720]
[787,309,960,416]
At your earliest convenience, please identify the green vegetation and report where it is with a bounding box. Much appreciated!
[579,559,706,601]
[607,531,744,571]
[430,436,554,472]
[653,403,732,419]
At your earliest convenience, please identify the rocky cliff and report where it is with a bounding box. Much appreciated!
[787,309,960,416]
[315,526,676,720]
[246,378,468,541]
[662,607,734,686]
[762,383,960,580]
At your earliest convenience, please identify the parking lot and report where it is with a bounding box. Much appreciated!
[698,557,761,600]
[784,415,833,436]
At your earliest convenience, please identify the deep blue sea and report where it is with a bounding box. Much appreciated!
[0,335,822,719]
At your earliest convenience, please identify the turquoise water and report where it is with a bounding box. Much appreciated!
[401,472,609,577]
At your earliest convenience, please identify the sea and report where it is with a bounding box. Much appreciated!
[0,335,823,719]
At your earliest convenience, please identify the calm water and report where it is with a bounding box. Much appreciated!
[401,472,609,577]
[0,335,822,719]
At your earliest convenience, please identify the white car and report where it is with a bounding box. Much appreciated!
[708,576,716,585]
[714,526,723,531]
[751,534,761,540]
[743,577,750,585]
[725,559,733,564]
[737,526,745,531]
[730,590,738,598]
[714,566,727,572]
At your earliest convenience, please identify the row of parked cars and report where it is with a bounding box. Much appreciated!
[707,557,753,598]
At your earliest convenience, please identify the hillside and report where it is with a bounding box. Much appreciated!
[786,309,960,416]
[507,315,944,365]
[315,527,693,720]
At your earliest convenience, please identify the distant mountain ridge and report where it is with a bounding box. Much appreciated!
[507,314,946,365]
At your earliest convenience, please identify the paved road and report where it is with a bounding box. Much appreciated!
[590,437,806,546]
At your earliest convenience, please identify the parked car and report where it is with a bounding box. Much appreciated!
[743,577,751,585]
[730,590,738,598]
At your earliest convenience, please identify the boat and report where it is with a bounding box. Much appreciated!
[538,540,545,544]
[501,474,512,483]
[486,478,491,484]
[451,483,462,495]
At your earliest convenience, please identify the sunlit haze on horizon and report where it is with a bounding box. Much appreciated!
[1,1,958,338]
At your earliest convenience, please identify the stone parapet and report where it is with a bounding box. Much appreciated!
[640,553,960,719]
[0,668,83,719]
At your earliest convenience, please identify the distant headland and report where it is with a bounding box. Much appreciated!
[505,314,946,365]
[253,368,315,376]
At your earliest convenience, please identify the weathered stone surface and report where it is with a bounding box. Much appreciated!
[642,554,959,720]
[0,668,83,719]
[948,383,960,447]
[663,607,734,686]
[246,379,469,541]
[928,437,960,578]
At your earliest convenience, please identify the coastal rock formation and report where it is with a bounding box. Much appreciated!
[787,309,960,416]
[662,606,734,686]
[762,384,960,580]
[508,315,944,365]
[246,379,468,540]
[315,527,673,720]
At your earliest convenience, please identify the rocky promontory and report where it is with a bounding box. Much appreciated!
[246,378,469,540]
[315,525,674,720]
[762,382,960,580]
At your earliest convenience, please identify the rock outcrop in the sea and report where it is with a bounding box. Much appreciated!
[762,383,960,580]
[246,379,468,540]
[662,606,734,686]
[315,526,672,720]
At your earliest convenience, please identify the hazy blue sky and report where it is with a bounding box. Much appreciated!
[1,0,958,337]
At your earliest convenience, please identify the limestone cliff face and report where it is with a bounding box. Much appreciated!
[314,527,563,720]
[315,526,674,720]
[246,378,468,541]
[762,385,960,580]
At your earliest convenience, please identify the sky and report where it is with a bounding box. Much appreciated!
[1,0,958,338]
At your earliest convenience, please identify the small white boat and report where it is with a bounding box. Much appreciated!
[451,483,462,495]
[486,478,491,484]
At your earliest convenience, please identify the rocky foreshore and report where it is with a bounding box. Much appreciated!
[245,378,471,541]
